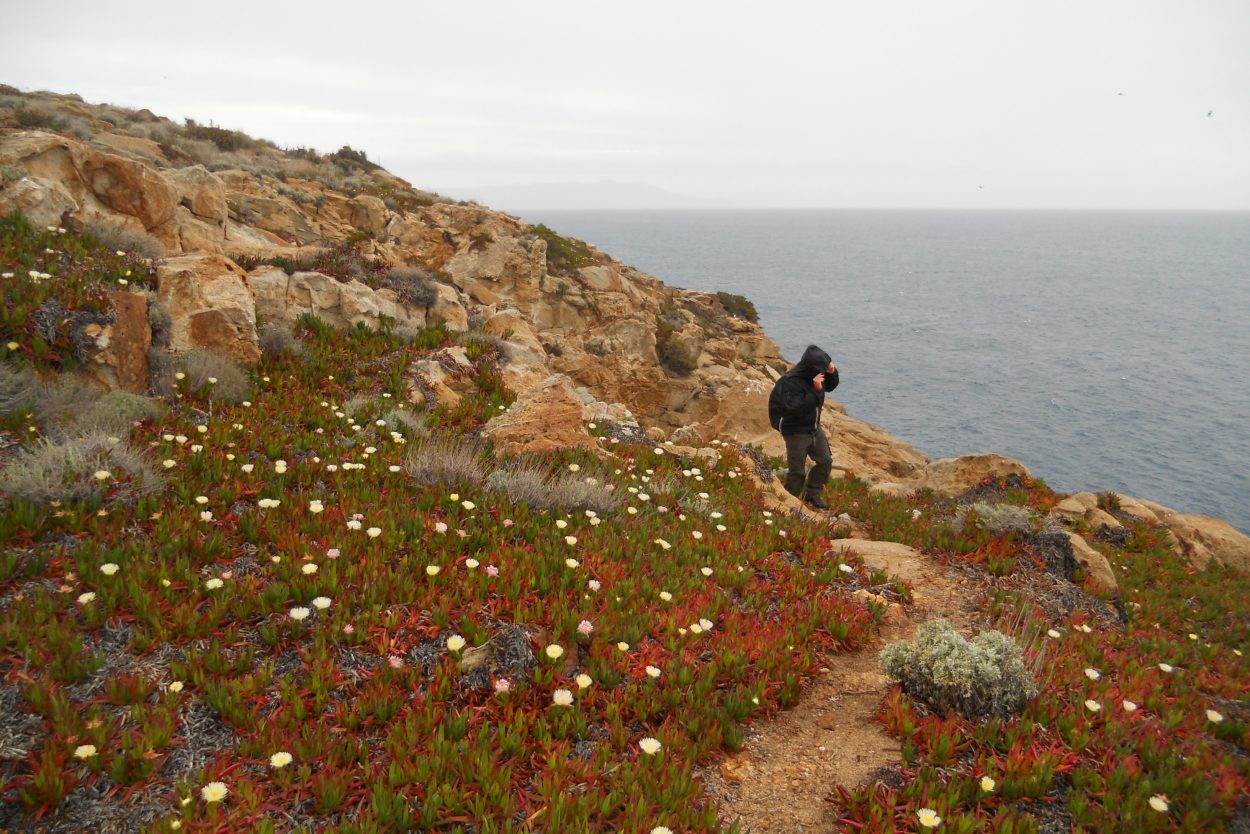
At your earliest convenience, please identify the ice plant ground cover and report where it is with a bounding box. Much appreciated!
[0,214,1246,832]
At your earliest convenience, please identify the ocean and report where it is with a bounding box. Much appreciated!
[519,210,1250,533]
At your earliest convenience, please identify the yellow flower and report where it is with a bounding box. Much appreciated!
[556,519,569,529]
[575,673,592,689]
[617,642,629,651]
[77,592,96,605]
[545,644,564,660]
[426,565,441,576]
[446,635,467,652]
[917,808,941,828]
[980,776,996,792]
[205,578,224,590]
[74,744,97,759]
[168,681,184,693]
[638,737,662,755]
[269,752,293,768]
[93,469,111,481]
[100,563,119,576]
[200,781,228,803]
[1148,794,1169,812]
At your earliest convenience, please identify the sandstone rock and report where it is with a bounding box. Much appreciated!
[829,540,930,586]
[1114,494,1160,524]
[483,309,544,355]
[81,146,177,229]
[103,291,150,393]
[0,176,78,228]
[409,347,475,409]
[347,195,388,237]
[430,282,469,332]
[1129,499,1250,574]
[1064,533,1118,592]
[251,268,419,331]
[1053,494,1094,521]
[915,454,1032,498]
[92,132,169,166]
[481,376,600,456]
[155,254,259,366]
[167,165,227,223]
[1085,507,1124,531]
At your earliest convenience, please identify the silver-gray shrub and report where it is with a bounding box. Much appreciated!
[405,435,486,489]
[177,350,251,405]
[0,433,163,506]
[257,321,306,358]
[486,462,617,514]
[953,502,1037,536]
[83,219,167,258]
[69,390,165,437]
[879,619,1037,717]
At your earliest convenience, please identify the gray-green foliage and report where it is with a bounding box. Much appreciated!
[955,502,1037,535]
[0,433,163,506]
[487,462,617,514]
[879,619,1037,717]
[405,435,486,489]
[83,220,167,258]
[177,351,251,405]
[70,390,165,437]
[257,321,306,358]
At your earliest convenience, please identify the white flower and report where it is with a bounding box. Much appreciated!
[288,607,310,621]
[241,463,254,473]
[301,563,318,575]
[465,558,479,569]
[651,828,673,834]
[270,752,293,768]
[1123,700,1138,712]
[93,469,111,481]
[201,781,228,803]
[917,808,941,828]
[981,776,996,792]
[588,579,601,591]
[552,689,574,706]
[1148,794,1169,812]
[1158,663,1174,673]
[426,565,441,576]
[312,596,331,610]
[74,744,98,759]
[616,641,629,651]
[838,563,854,574]
[308,501,324,514]
[565,558,580,569]
[446,635,466,652]
[347,519,362,530]
[690,623,704,634]
[168,680,184,693]
[556,519,568,529]
[576,673,593,689]
[545,644,564,660]
[205,577,224,590]
[77,591,96,604]
[638,737,662,755]
[389,465,401,473]
[100,563,119,576]
[1206,709,1224,723]
[1047,629,1061,639]
[564,535,578,546]
[645,665,662,678]
[568,463,580,472]
[1085,699,1101,713]
[366,527,382,538]
[654,538,671,550]
[692,531,703,539]
[701,567,713,577]
[659,591,673,602]
[1084,668,1101,681]
[462,500,475,511]
[699,618,714,631]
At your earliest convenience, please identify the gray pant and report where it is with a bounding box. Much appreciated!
[783,430,833,500]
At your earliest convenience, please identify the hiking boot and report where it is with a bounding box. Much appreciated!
[805,496,829,510]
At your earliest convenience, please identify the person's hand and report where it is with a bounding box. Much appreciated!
[813,372,825,391]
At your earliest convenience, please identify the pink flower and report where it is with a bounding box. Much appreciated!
[434,522,448,534]
[342,624,355,635]
[387,655,404,669]
[486,565,499,577]
[457,529,468,538]
[578,619,594,636]
[326,548,340,559]
[503,519,513,527]
[352,513,364,521]
[494,678,511,693]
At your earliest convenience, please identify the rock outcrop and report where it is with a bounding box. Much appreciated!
[2,89,1246,574]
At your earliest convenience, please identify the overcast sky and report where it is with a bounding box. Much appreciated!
[3,0,1248,209]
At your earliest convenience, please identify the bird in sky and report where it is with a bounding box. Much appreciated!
[1207,110,1214,117]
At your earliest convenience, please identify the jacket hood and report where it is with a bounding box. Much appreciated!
[793,345,831,379]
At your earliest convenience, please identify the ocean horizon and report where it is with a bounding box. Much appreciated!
[519,209,1250,533]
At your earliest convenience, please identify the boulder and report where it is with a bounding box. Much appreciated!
[155,254,259,366]
[1064,533,1118,592]
[408,347,475,409]
[251,268,418,331]
[347,195,388,237]
[0,176,78,228]
[915,453,1032,498]
[1128,498,1250,574]
[481,375,600,456]
[429,282,469,332]
[167,165,227,223]
[77,291,151,393]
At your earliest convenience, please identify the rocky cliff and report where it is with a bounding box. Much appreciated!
[3,86,1247,574]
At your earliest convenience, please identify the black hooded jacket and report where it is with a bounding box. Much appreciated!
[768,345,839,436]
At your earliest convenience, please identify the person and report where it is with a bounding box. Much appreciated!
[767,345,839,509]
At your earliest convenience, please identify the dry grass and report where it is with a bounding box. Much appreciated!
[177,351,250,405]
[487,462,618,514]
[83,220,166,259]
[70,390,165,437]
[0,432,163,505]
[405,435,485,489]
[257,321,306,358]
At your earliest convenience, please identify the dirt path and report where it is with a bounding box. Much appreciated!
[701,538,985,833]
